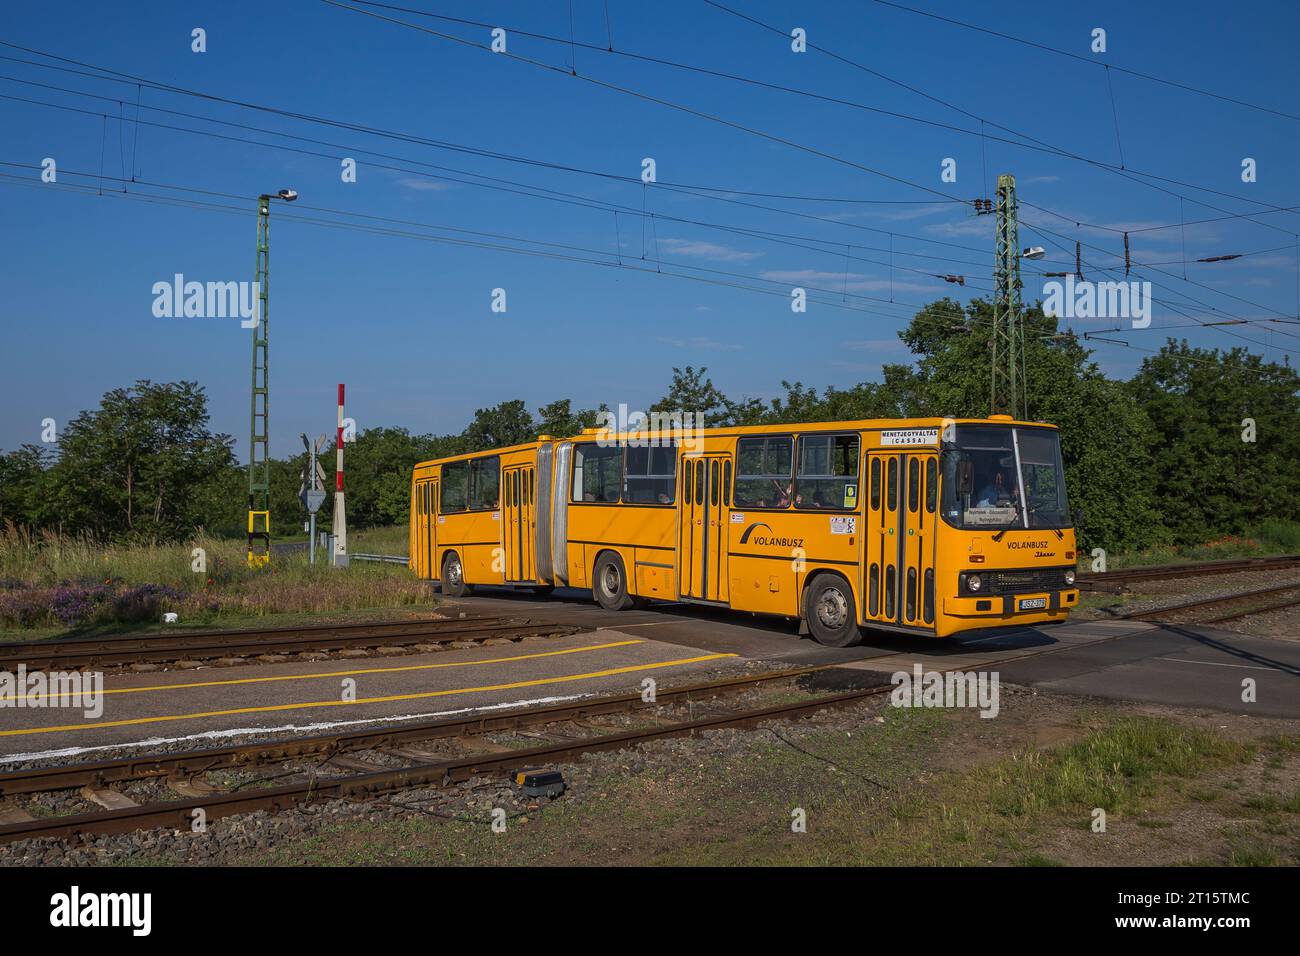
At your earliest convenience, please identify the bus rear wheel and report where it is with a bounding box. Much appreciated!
[805,575,863,647]
[592,553,635,611]
[440,552,474,598]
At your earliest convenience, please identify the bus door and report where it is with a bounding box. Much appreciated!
[864,453,902,623]
[678,454,730,602]
[864,452,937,628]
[502,465,536,582]
[902,454,938,627]
[421,480,438,579]
[413,479,436,579]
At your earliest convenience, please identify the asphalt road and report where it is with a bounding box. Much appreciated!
[2,586,1294,761]
[442,586,1300,719]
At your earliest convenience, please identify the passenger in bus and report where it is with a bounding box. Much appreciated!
[976,470,1017,508]
[657,492,671,504]
[771,479,792,507]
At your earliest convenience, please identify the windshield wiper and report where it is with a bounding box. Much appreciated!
[990,500,1030,542]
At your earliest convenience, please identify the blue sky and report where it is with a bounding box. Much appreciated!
[2,0,1298,459]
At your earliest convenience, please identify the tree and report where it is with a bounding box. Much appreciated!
[537,398,602,438]
[0,444,54,530]
[1129,342,1300,544]
[650,366,737,426]
[895,299,1164,550]
[462,400,536,449]
[43,381,235,540]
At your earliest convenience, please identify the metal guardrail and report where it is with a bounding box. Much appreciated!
[350,552,410,564]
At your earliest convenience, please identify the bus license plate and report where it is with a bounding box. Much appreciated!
[1018,597,1047,611]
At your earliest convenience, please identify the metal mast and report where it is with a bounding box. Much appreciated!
[245,188,297,567]
[991,173,1026,420]
[247,196,272,567]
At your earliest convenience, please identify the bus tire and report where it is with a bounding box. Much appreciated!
[592,552,635,611]
[804,574,863,648]
[440,551,473,598]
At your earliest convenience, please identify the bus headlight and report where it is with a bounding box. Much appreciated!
[1063,569,1076,586]
[967,574,982,593]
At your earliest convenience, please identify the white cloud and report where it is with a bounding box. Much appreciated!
[759,269,943,294]
[657,238,763,262]
[840,338,907,351]
[655,335,743,352]
[398,177,451,192]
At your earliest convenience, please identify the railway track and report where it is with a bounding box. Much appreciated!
[1077,554,1300,591]
[0,622,1156,847]
[1122,582,1300,625]
[0,666,889,843]
[0,616,585,671]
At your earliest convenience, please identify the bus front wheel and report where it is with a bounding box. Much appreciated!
[441,552,474,598]
[804,575,864,648]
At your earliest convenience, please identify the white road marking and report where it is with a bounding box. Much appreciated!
[0,692,591,765]
[1153,657,1277,672]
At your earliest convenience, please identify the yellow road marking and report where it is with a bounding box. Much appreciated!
[0,653,737,737]
[17,640,645,703]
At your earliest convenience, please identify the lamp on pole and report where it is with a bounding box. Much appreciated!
[247,188,298,568]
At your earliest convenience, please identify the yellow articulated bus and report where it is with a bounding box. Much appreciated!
[410,415,1080,645]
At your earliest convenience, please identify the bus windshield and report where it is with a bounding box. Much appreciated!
[940,425,1070,531]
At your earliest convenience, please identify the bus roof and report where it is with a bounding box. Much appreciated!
[411,416,1057,471]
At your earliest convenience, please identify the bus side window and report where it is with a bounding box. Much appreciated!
[926,459,937,513]
[886,458,897,507]
[710,459,719,506]
[572,443,621,502]
[723,460,731,506]
[441,461,469,513]
[870,459,881,510]
[908,458,919,512]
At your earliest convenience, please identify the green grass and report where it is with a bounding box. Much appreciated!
[348,525,410,556]
[1079,520,1300,571]
[235,710,1276,868]
[0,524,431,635]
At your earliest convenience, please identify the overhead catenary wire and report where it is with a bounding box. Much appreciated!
[340,0,1300,226]
[697,0,1300,230]
[867,0,1300,124]
[5,23,1300,238]
[0,54,1015,269]
[5,22,1294,366]
[0,74,1013,288]
[317,0,973,207]
[0,165,979,325]
[1019,221,1300,351]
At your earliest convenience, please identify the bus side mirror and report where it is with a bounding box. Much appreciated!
[957,461,973,495]
[1072,507,1085,528]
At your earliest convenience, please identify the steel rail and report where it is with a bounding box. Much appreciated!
[1122,582,1300,623]
[0,617,582,670]
[1078,555,1300,591]
[0,618,1159,845]
[0,671,890,842]
[0,666,832,797]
